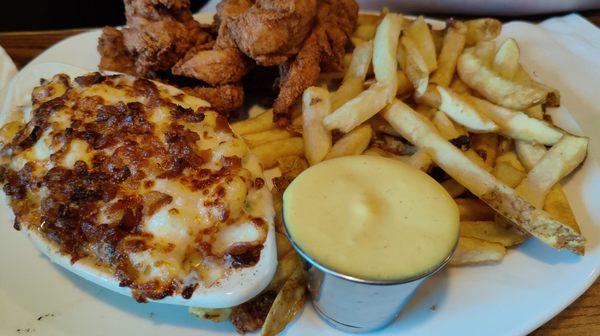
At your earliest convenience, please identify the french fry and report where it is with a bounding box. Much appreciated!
[464,149,493,172]
[450,77,472,95]
[324,83,389,133]
[373,13,404,99]
[441,178,466,198]
[396,43,406,70]
[432,110,466,140]
[351,36,365,47]
[260,268,307,336]
[437,86,499,133]
[244,129,294,148]
[430,28,444,55]
[456,198,495,221]
[450,236,505,266]
[231,109,275,135]
[458,46,549,110]
[545,185,581,234]
[473,41,497,67]
[525,104,544,120]
[492,161,525,188]
[515,140,581,233]
[401,35,429,95]
[266,249,302,292]
[471,133,498,167]
[396,71,413,96]
[466,96,564,145]
[406,149,433,172]
[430,20,467,87]
[464,18,502,46]
[460,221,526,247]
[354,23,377,40]
[253,137,304,169]
[492,38,520,80]
[331,40,374,111]
[414,84,441,107]
[516,135,588,208]
[325,124,372,159]
[406,16,438,72]
[381,100,585,254]
[514,65,561,107]
[302,87,332,165]
[515,141,547,171]
[496,150,526,172]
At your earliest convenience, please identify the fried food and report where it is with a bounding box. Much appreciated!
[382,99,585,254]
[97,27,136,74]
[273,30,322,126]
[173,45,251,85]
[183,83,244,114]
[273,0,358,125]
[121,0,208,75]
[450,237,505,266]
[172,0,253,85]
[302,87,332,165]
[227,0,318,66]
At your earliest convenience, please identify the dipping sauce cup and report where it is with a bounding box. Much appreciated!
[282,156,460,332]
[284,226,456,332]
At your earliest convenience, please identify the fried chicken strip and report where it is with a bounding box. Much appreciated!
[120,0,209,76]
[183,83,245,115]
[273,0,358,125]
[227,0,318,66]
[172,0,252,85]
[98,27,136,74]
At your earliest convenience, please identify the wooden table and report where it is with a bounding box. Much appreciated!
[0,10,599,336]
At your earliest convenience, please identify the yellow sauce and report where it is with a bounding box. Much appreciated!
[283,155,459,281]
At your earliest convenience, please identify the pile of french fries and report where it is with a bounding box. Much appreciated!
[199,9,589,334]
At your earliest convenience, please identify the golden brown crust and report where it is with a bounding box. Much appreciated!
[0,73,268,301]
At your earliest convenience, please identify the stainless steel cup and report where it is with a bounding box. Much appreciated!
[284,219,456,332]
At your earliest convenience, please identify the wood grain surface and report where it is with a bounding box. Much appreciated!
[0,9,599,336]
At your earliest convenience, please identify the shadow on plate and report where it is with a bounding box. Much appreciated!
[48,261,236,333]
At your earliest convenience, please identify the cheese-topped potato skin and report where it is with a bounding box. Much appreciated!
[0,72,270,303]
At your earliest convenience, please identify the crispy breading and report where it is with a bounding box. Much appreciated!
[121,0,209,75]
[183,83,244,115]
[172,0,252,85]
[227,0,318,66]
[98,27,137,74]
[273,0,358,125]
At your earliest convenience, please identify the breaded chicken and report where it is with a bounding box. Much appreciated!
[183,83,245,115]
[273,0,358,125]
[98,27,136,74]
[172,0,252,85]
[227,0,317,66]
[120,0,209,75]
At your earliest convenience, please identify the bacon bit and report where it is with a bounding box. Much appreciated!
[254,177,265,189]
[181,284,198,299]
[226,242,263,268]
[214,114,233,134]
[133,78,159,99]
[75,72,105,87]
[221,156,241,169]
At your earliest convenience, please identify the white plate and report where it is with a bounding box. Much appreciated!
[2,13,600,336]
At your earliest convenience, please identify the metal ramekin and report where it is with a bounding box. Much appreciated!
[283,211,458,332]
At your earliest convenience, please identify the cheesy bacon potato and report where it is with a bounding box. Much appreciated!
[0,71,274,303]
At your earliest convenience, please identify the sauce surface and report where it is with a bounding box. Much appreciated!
[283,155,459,281]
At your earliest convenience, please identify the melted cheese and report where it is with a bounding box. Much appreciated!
[0,69,275,306]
